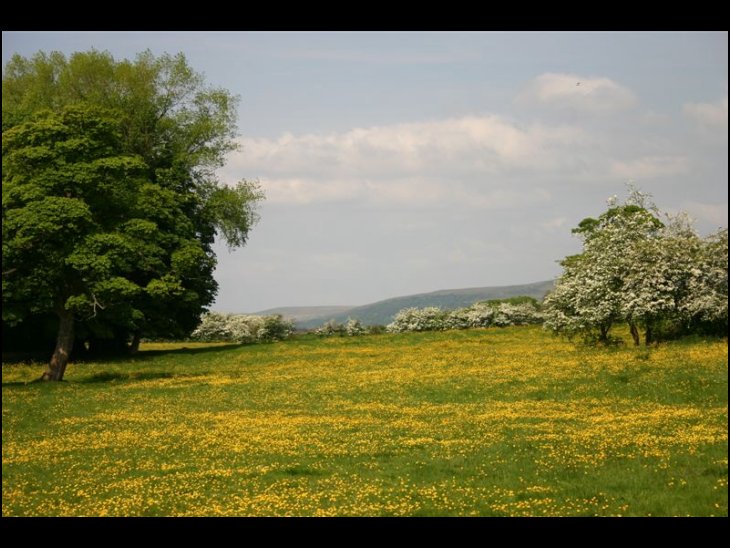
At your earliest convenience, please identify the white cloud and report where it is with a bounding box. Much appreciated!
[221,103,704,216]
[516,72,637,112]
[540,217,568,231]
[683,201,728,227]
[610,155,689,180]
[683,95,728,128]
[256,178,363,205]
[222,114,595,208]
[256,176,551,210]
[640,110,672,126]
[235,115,590,179]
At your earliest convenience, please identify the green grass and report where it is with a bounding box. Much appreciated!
[2,326,727,516]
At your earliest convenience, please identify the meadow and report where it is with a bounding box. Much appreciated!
[2,326,727,517]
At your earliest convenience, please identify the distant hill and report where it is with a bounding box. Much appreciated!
[253,305,355,323]
[295,280,555,330]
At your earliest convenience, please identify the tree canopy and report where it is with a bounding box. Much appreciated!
[543,188,728,345]
[2,49,264,380]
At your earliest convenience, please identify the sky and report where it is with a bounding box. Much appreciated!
[3,31,728,312]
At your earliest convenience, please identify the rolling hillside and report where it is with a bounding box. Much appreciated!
[293,280,555,329]
[253,306,355,323]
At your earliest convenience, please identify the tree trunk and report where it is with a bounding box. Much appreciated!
[599,323,610,342]
[629,322,640,346]
[129,331,141,355]
[40,309,75,382]
[645,324,653,346]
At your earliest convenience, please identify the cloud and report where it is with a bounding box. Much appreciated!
[221,103,702,214]
[540,217,568,231]
[257,177,551,210]
[255,178,362,205]
[683,201,728,227]
[610,155,689,180]
[683,95,728,128]
[516,72,637,112]
[236,115,590,179]
[222,114,596,208]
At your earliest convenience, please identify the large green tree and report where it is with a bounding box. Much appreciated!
[2,50,263,380]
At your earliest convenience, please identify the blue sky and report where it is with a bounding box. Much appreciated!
[3,31,728,311]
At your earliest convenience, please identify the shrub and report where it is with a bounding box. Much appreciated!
[314,319,345,337]
[387,300,542,334]
[314,318,368,337]
[386,307,447,333]
[344,318,367,336]
[192,312,293,343]
[445,303,495,330]
[260,315,295,341]
[494,302,543,327]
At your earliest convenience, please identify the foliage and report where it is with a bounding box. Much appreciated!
[543,188,728,345]
[191,312,293,343]
[678,227,728,335]
[2,49,264,375]
[366,324,387,335]
[387,307,448,333]
[314,319,345,337]
[344,318,367,336]
[3,327,726,516]
[479,296,541,307]
[314,318,369,337]
[387,299,542,333]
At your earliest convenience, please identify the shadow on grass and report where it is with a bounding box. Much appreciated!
[3,343,245,367]
[1,380,43,388]
[2,370,206,388]
[136,343,244,359]
[281,465,325,477]
[70,342,246,365]
[2,371,208,389]
[2,344,245,388]
[78,370,178,384]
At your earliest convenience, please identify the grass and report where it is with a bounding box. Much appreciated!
[2,326,727,516]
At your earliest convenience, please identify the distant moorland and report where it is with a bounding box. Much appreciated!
[255,280,555,329]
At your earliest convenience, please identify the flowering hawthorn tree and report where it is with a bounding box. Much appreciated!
[191,312,293,343]
[543,189,727,345]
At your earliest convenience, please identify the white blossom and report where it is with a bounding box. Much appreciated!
[387,301,541,333]
[192,312,293,343]
[543,190,728,344]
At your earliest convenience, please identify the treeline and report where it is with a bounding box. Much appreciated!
[386,297,541,333]
[186,297,543,344]
[312,297,542,337]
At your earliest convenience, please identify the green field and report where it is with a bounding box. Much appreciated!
[2,326,727,516]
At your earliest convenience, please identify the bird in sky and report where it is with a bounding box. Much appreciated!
[576,82,581,86]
